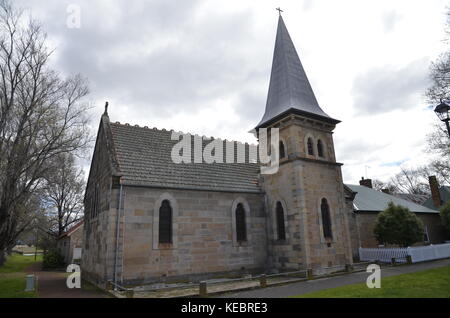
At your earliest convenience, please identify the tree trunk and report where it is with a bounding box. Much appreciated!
[0,249,6,267]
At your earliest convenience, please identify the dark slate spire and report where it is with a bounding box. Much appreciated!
[256,15,339,128]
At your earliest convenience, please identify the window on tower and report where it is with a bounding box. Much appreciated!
[307,138,314,156]
[276,201,286,241]
[321,198,333,239]
[317,140,324,158]
[279,141,286,159]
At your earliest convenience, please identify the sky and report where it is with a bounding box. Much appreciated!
[15,0,449,184]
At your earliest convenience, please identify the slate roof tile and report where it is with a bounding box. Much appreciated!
[109,122,261,193]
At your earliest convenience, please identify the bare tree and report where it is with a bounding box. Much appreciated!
[426,51,450,104]
[389,167,431,195]
[426,10,450,104]
[0,1,90,265]
[372,179,397,193]
[41,153,84,237]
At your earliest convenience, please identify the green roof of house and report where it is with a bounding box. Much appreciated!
[422,186,450,210]
[346,184,438,214]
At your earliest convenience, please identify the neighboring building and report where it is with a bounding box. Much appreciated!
[346,183,446,258]
[58,221,84,264]
[82,15,354,287]
[423,176,450,211]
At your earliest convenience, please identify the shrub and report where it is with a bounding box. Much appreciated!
[42,249,65,269]
[440,202,450,234]
[374,202,424,247]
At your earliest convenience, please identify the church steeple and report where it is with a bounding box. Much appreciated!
[256,15,339,129]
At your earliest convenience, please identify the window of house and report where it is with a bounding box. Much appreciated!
[307,138,314,156]
[321,198,333,239]
[317,140,324,158]
[159,200,173,244]
[423,226,430,243]
[235,203,247,242]
[276,201,286,240]
[279,141,286,159]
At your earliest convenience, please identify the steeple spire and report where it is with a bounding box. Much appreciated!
[256,15,339,129]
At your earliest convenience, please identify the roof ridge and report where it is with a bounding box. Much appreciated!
[110,120,259,148]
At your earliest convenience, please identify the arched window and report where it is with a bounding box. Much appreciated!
[307,138,314,156]
[235,203,247,242]
[317,140,324,158]
[159,200,172,244]
[279,141,286,159]
[321,198,332,239]
[276,202,286,240]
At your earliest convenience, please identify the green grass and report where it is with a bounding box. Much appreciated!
[0,254,42,298]
[0,253,42,273]
[0,274,38,298]
[294,265,450,298]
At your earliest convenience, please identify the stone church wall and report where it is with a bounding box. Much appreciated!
[81,121,119,285]
[118,187,267,284]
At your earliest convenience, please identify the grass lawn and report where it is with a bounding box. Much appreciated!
[0,253,42,298]
[294,265,450,298]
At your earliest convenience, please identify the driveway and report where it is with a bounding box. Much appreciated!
[217,258,450,298]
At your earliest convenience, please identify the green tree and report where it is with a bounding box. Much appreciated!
[440,202,450,235]
[374,202,424,247]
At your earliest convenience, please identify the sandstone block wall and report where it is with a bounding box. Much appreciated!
[119,187,267,284]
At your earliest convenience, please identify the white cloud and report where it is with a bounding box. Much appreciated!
[15,0,450,184]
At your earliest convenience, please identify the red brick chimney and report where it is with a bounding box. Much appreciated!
[359,177,373,189]
[428,176,442,208]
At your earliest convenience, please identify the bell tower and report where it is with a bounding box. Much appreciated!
[258,14,353,273]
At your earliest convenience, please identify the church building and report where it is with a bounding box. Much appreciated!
[81,15,354,286]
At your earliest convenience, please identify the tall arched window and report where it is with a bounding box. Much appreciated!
[307,138,314,156]
[321,198,332,239]
[276,202,286,240]
[317,140,324,158]
[235,203,247,242]
[279,141,286,159]
[159,200,172,244]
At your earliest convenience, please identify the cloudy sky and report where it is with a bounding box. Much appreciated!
[16,0,449,184]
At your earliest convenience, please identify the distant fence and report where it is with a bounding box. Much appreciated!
[359,243,450,263]
[359,247,408,263]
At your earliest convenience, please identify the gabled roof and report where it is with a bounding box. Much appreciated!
[346,184,438,214]
[256,15,339,129]
[108,122,261,193]
[423,186,450,210]
[58,220,84,239]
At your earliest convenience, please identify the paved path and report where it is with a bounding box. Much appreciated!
[25,262,109,298]
[217,258,450,298]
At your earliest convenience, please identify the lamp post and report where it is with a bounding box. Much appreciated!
[434,101,450,138]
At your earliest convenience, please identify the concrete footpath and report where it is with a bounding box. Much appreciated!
[216,258,450,298]
[25,262,109,298]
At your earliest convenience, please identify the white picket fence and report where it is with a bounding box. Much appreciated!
[359,247,408,263]
[407,243,450,263]
[359,243,450,263]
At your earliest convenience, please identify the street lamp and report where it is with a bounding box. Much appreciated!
[434,101,450,138]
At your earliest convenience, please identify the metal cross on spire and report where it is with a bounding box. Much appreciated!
[276,7,283,16]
